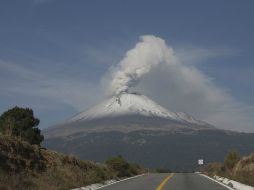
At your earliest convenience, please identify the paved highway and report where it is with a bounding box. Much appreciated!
[101,173,230,190]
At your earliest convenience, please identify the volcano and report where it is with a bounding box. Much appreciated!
[67,92,206,125]
[44,92,211,138]
[43,93,254,170]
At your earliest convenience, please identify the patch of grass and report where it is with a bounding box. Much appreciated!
[0,170,37,190]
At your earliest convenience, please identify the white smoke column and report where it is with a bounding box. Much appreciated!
[109,35,176,95]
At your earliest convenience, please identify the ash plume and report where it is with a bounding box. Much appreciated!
[109,35,176,95]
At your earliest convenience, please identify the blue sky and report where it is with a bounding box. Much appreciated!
[0,0,254,132]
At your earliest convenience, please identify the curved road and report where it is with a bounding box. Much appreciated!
[101,173,230,190]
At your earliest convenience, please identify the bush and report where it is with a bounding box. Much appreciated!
[105,155,141,178]
[224,150,240,170]
[0,106,43,145]
[105,155,131,178]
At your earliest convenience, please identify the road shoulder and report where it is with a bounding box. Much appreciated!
[198,173,234,190]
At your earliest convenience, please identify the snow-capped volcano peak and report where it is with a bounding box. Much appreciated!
[67,92,203,125]
[68,92,177,122]
[44,92,211,139]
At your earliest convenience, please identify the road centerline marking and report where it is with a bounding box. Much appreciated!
[156,173,174,190]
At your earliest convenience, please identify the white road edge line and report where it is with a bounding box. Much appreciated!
[94,173,146,190]
[198,173,234,190]
[80,173,147,190]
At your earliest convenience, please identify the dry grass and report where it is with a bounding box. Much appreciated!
[0,135,113,190]
[233,153,254,186]
[202,153,254,186]
[0,135,143,190]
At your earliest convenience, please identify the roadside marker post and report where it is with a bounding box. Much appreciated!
[198,159,204,172]
[198,159,204,165]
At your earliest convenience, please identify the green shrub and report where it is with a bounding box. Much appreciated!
[105,155,142,178]
[0,106,43,145]
[106,155,132,178]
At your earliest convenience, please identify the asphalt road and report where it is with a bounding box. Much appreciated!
[101,173,230,190]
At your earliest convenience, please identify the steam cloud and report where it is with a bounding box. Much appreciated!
[106,35,254,132]
[109,35,176,95]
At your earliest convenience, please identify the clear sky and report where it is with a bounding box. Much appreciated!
[0,0,254,132]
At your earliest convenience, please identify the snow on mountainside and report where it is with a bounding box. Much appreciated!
[66,92,204,125]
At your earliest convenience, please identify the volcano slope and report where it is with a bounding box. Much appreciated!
[43,93,254,171]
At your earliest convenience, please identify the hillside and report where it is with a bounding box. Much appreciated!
[0,135,145,190]
[44,129,254,171]
[202,152,254,186]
